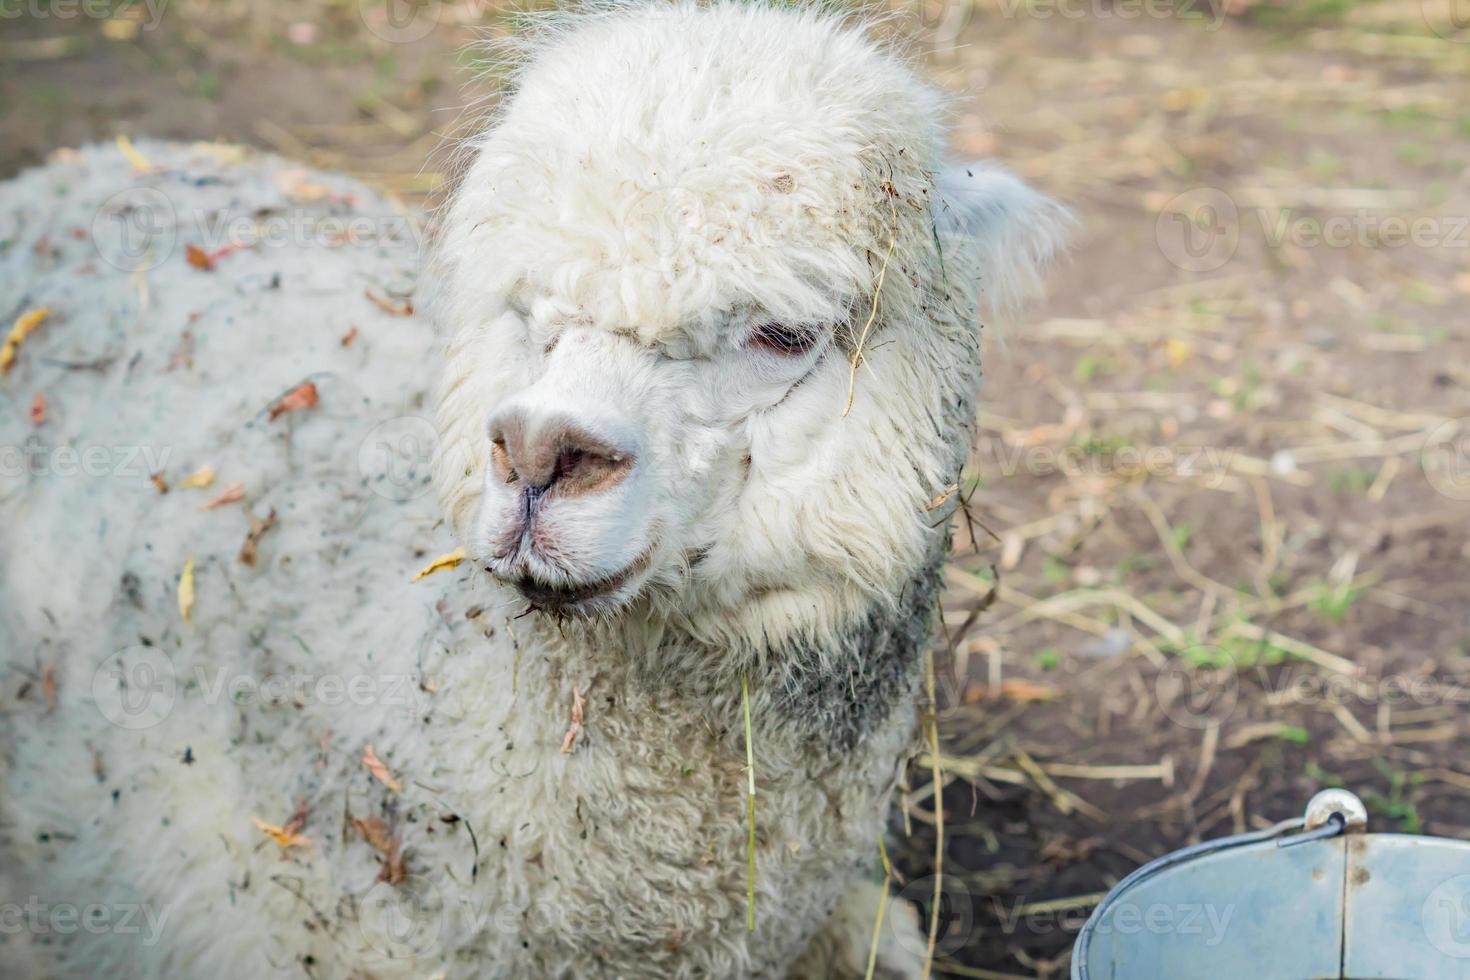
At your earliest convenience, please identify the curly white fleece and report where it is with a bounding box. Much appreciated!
[0,4,1066,978]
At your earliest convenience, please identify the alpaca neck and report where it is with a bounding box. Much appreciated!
[511,559,943,752]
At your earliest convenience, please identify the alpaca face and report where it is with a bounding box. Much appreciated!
[432,3,1068,638]
[465,301,849,616]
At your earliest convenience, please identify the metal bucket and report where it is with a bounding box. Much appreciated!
[1071,790,1470,979]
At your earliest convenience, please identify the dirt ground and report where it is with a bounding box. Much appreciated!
[4,1,1470,976]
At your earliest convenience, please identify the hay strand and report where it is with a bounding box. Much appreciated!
[863,836,894,980]
[921,650,943,980]
[742,670,757,933]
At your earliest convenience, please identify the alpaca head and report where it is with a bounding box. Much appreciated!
[433,1,1068,647]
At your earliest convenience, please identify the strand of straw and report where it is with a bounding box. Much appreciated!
[863,835,894,980]
[742,670,757,933]
[843,198,900,418]
[922,651,943,980]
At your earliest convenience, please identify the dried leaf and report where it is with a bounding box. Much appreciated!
[178,465,216,490]
[352,816,394,852]
[239,509,279,567]
[150,472,169,494]
[411,547,466,583]
[116,134,152,173]
[164,330,195,372]
[560,687,587,754]
[351,817,406,885]
[29,393,46,426]
[340,326,359,348]
[365,290,413,317]
[178,558,196,624]
[269,381,320,421]
[185,243,213,271]
[276,169,332,203]
[926,483,959,511]
[199,481,245,511]
[2,306,50,373]
[965,678,1061,704]
[362,744,402,793]
[252,815,310,849]
[186,242,247,272]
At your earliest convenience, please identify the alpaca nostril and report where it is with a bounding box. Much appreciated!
[554,447,585,482]
[546,433,634,497]
[488,413,635,497]
[489,435,518,485]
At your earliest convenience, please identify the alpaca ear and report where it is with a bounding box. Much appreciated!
[933,163,1072,323]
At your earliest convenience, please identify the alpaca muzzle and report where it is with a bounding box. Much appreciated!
[477,401,651,613]
[487,412,637,499]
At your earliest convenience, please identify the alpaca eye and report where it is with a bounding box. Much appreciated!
[749,322,819,356]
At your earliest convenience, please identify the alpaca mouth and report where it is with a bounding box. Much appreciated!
[513,549,654,613]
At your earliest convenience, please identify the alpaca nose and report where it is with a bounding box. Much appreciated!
[488,413,636,497]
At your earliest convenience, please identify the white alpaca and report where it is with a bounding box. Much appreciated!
[0,3,1066,977]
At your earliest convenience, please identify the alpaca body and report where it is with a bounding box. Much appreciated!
[0,140,924,980]
[1,4,1067,976]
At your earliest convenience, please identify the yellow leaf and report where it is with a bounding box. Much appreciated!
[116,134,152,174]
[1165,338,1193,369]
[178,558,195,624]
[362,744,402,793]
[251,816,309,849]
[1,307,50,374]
[411,547,466,583]
[177,465,216,490]
[191,142,250,165]
[100,17,140,41]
